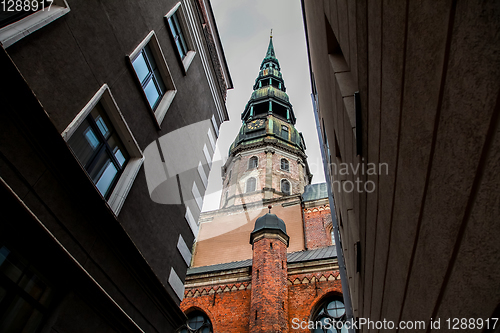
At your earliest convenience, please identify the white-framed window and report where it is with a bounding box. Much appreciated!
[165,2,196,73]
[62,84,144,215]
[248,156,258,169]
[128,31,176,128]
[0,0,70,48]
[281,179,290,195]
[246,177,256,193]
[280,158,289,171]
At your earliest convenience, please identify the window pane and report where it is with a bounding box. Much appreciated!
[107,134,129,168]
[175,39,185,59]
[96,162,118,197]
[144,78,160,109]
[89,153,118,197]
[18,272,46,301]
[326,300,345,318]
[247,178,256,192]
[94,115,110,139]
[188,315,204,329]
[90,103,113,139]
[68,119,102,167]
[132,52,150,84]
[170,13,187,58]
[153,69,166,95]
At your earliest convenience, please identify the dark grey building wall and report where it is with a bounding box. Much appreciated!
[303,0,500,329]
[0,0,231,331]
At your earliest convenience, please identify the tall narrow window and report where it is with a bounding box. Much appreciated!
[68,103,129,199]
[246,177,256,193]
[280,158,289,171]
[132,43,166,110]
[281,125,289,140]
[165,4,196,73]
[128,31,177,127]
[248,156,258,169]
[281,179,290,195]
[168,12,188,60]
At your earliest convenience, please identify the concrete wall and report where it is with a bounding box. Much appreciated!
[303,0,500,329]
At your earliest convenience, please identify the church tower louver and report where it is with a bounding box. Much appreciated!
[220,34,312,208]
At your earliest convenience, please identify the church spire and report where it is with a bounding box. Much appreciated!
[260,34,280,70]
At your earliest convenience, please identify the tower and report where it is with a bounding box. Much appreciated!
[249,209,289,332]
[220,34,312,208]
[181,36,343,333]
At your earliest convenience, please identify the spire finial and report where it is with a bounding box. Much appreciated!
[270,29,273,38]
[268,205,272,213]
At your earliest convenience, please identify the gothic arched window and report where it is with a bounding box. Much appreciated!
[178,310,212,333]
[311,297,347,333]
[248,156,258,169]
[247,177,256,193]
[281,179,290,195]
[280,158,289,171]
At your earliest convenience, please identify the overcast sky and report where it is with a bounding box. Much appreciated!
[202,0,325,211]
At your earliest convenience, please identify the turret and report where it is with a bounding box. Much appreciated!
[249,207,289,332]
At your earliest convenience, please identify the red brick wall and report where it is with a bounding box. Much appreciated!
[181,288,251,333]
[303,204,333,249]
[181,270,342,333]
[249,237,288,332]
[287,270,343,332]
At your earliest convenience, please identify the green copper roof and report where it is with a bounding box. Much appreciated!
[266,37,276,58]
[260,37,280,69]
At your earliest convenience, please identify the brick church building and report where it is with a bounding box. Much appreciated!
[179,37,346,332]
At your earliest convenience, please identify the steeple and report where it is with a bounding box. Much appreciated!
[260,33,279,70]
[220,35,313,209]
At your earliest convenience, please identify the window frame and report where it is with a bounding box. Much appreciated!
[0,0,70,48]
[248,156,258,169]
[62,84,144,216]
[246,177,257,193]
[128,31,177,128]
[280,158,289,172]
[310,296,346,332]
[281,179,291,195]
[165,2,196,74]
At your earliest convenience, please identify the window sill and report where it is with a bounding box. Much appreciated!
[154,90,177,127]
[181,50,196,74]
[107,156,144,215]
[0,2,70,48]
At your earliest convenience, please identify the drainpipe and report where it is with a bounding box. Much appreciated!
[311,92,354,332]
